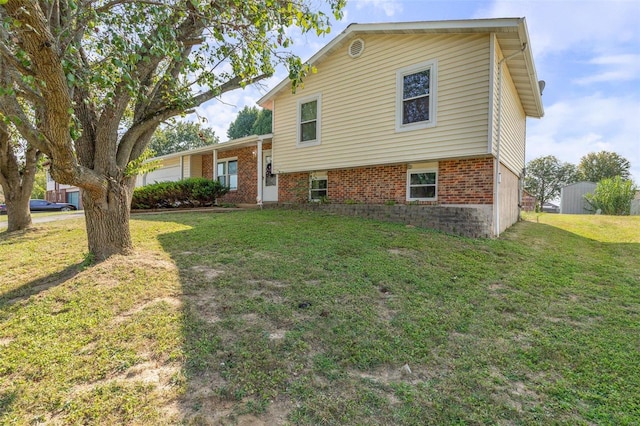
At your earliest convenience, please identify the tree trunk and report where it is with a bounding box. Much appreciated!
[82,179,134,261]
[5,193,32,232]
[0,126,39,233]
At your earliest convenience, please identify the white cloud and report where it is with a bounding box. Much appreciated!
[475,0,640,57]
[353,0,403,17]
[527,94,640,181]
[573,54,640,85]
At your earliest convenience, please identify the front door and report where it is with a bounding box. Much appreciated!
[262,150,278,202]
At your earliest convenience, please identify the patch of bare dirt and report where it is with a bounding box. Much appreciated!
[353,364,430,386]
[246,279,288,289]
[387,248,413,256]
[71,359,180,397]
[184,289,223,324]
[488,283,505,291]
[268,329,287,340]
[0,337,14,347]
[191,266,225,280]
[112,296,182,325]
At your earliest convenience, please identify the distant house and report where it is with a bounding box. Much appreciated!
[560,181,597,214]
[542,202,560,213]
[521,190,536,212]
[46,172,83,209]
[55,18,546,238]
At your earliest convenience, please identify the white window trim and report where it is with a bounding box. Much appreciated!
[309,171,328,201]
[396,60,437,132]
[297,94,322,147]
[217,157,238,191]
[406,167,438,201]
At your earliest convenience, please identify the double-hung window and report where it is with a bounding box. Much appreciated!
[396,60,437,131]
[310,173,328,201]
[407,167,437,201]
[297,95,321,146]
[217,159,238,190]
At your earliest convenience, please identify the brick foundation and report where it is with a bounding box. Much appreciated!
[265,203,494,238]
[277,157,494,205]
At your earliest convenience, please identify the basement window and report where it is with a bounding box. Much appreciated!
[407,168,437,201]
[310,172,328,201]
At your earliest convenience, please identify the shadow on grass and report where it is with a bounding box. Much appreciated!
[146,209,640,425]
[0,261,85,308]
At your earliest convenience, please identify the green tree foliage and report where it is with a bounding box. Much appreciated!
[584,176,637,215]
[251,109,273,136]
[31,169,47,199]
[149,121,218,156]
[227,106,259,140]
[525,155,578,212]
[226,106,273,140]
[577,151,631,182]
[0,0,344,259]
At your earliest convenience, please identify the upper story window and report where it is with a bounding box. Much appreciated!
[396,60,437,132]
[217,159,238,190]
[297,95,321,146]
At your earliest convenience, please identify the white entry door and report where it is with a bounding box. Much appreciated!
[262,150,278,202]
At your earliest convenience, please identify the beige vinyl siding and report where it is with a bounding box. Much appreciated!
[491,40,526,175]
[190,154,203,178]
[272,33,491,173]
[181,155,190,179]
[143,156,181,184]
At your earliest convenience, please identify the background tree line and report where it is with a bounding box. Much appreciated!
[525,150,636,215]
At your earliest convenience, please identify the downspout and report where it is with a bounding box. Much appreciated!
[495,43,527,236]
[257,138,263,207]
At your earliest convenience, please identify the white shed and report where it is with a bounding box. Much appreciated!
[560,182,597,214]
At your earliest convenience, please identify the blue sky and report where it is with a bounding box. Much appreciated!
[194,0,640,181]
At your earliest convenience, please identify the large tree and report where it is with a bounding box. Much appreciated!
[525,155,578,212]
[577,151,631,182]
[0,0,344,259]
[149,121,218,157]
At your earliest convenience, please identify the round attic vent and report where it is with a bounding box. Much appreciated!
[348,38,365,58]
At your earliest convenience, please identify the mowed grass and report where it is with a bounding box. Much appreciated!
[0,210,638,425]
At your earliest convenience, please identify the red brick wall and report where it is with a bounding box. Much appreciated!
[438,158,494,205]
[277,157,494,205]
[329,165,407,204]
[278,172,310,203]
[214,143,271,204]
[217,146,257,204]
[202,154,213,180]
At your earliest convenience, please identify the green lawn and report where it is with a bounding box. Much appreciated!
[1,210,639,424]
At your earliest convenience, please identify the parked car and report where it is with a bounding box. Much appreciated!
[30,199,77,212]
[0,199,77,214]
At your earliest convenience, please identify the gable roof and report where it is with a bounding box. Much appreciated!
[258,18,543,118]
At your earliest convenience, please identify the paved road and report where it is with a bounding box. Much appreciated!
[0,211,85,229]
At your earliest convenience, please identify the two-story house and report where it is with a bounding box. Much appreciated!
[136,18,544,237]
